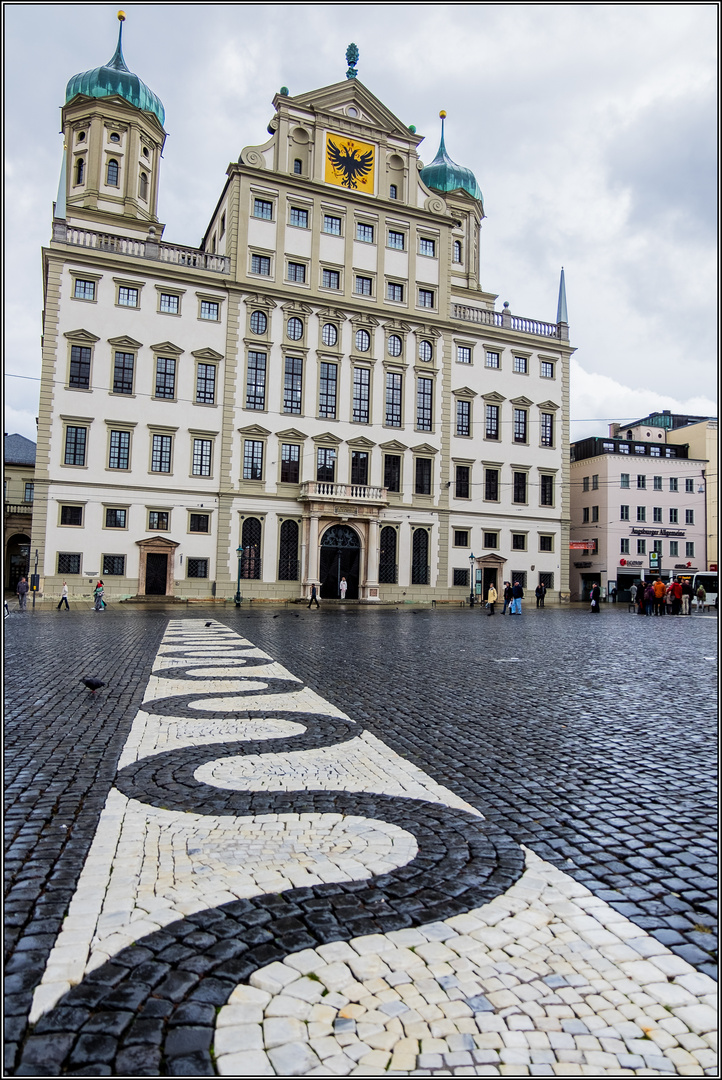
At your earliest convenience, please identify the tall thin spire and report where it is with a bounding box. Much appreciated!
[556,266,568,324]
[108,11,130,72]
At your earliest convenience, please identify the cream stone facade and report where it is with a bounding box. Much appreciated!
[32,23,574,603]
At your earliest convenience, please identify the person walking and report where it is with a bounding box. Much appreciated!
[590,582,601,613]
[16,576,29,611]
[681,578,693,615]
[93,580,105,611]
[486,582,497,615]
[307,583,320,609]
[696,583,707,612]
[502,581,513,615]
[652,577,666,616]
[629,582,638,611]
[644,581,655,616]
[535,583,545,608]
[670,578,683,616]
[57,581,70,611]
[611,586,618,603]
[511,580,524,615]
[339,576,348,601]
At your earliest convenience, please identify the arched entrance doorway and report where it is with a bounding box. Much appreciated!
[319,524,360,599]
[6,533,30,592]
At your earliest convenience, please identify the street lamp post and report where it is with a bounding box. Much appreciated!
[235,545,243,606]
[469,552,475,607]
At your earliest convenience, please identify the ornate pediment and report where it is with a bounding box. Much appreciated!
[379,439,408,452]
[281,300,313,316]
[150,340,184,356]
[107,334,142,349]
[350,313,380,328]
[276,428,308,441]
[312,432,343,447]
[510,395,534,408]
[482,391,506,403]
[452,386,477,399]
[244,294,277,310]
[381,319,413,333]
[413,324,442,340]
[347,436,376,449]
[238,424,272,437]
[537,399,560,411]
[285,81,422,143]
[317,307,347,322]
[411,442,439,455]
[64,328,100,344]
[477,552,507,565]
[136,537,179,550]
[191,347,224,361]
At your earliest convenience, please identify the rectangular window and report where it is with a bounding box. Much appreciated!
[419,237,436,257]
[351,451,369,486]
[280,443,300,484]
[190,513,210,533]
[289,207,308,228]
[113,351,134,394]
[653,507,662,522]
[415,458,431,495]
[323,214,341,235]
[539,572,554,589]
[389,184,398,199]
[60,505,83,526]
[456,345,472,364]
[454,530,469,547]
[592,475,599,490]
[352,367,370,423]
[513,472,527,503]
[540,413,554,447]
[103,555,125,576]
[108,429,130,470]
[512,534,526,551]
[621,473,630,488]
[484,532,498,548]
[539,535,553,552]
[513,355,528,373]
[514,409,527,443]
[245,351,266,410]
[685,478,695,493]
[665,447,677,458]
[356,222,374,243]
[485,469,499,501]
[686,542,695,558]
[148,511,169,530]
[669,541,679,557]
[453,568,469,587]
[619,444,630,454]
[74,279,95,301]
[287,261,306,283]
[511,571,527,588]
[385,373,402,427]
[192,438,212,477]
[637,539,646,555]
[317,447,336,483]
[251,254,271,276]
[456,399,470,436]
[620,538,630,554]
[154,356,176,399]
[159,293,179,314]
[669,477,678,492]
[583,477,590,491]
[388,230,404,249]
[243,439,263,480]
[417,377,433,431]
[253,198,273,219]
[635,444,646,454]
[384,454,401,492]
[669,508,679,524]
[540,474,554,506]
[485,351,500,368]
[69,345,91,388]
[283,355,303,415]
[118,286,138,307]
[650,445,661,456]
[105,508,126,529]
[355,275,372,296]
[637,506,646,522]
[58,553,81,575]
[219,213,225,237]
[592,506,599,522]
[620,505,630,520]
[653,540,663,555]
[541,361,554,378]
[187,558,209,578]
[386,282,404,302]
[685,509,695,524]
[24,482,34,503]
[653,476,663,490]
[196,363,216,405]
[151,434,172,473]
[485,404,499,440]
[637,475,646,489]
[200,300,219,320]
[455,465,470,499]
[319,362,337,419]
[322,269,340,289]
[583,508,590,523]
[64,426,87,466]
[418,288,435,308]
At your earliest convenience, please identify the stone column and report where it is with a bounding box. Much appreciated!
[364,517,380,599]
[307,513,320,590]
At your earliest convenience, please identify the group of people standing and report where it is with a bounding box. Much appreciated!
[630,578,704,616]
[486,580,528,616]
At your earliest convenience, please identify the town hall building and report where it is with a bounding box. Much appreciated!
[31,17,574,603]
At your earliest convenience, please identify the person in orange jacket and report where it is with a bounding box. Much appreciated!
[652,577,666,616]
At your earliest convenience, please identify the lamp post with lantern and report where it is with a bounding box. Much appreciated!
[469,552,475,607]
[235,545,243,606]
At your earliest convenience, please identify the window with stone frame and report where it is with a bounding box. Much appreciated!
[103,555,125,576]
[385,373,402,426]
[384,454,401,492]
[113,351,134,394]
[187,558,209,579]
[316,447,336,483]
[240,518,262,579]
[105,508,127,529]
[416,377,433,431]
[411,529,429,585]
[378,526,398,584]
[456,399,470,436]
[513,472,527,504]
[192,439,212,477]
[278,520,300,581]
[353,368,370,423]
[540,474,554,506]
[58,553,81,575]
[455,465,470,499]
[64,425,87,466]
[415,458,432,495]
[60,505,83,526]
[151,434,172,473]
[189,514,210,533]
[351,451,369,486]
[243,440,264,481]
[280,444,300,484]
[484,468,499,501]
[69,345,91,388]
[283,356,303,415]
[246,352,266,410]
[453,568,469,587]
[485,404,499,439]
[108,430,130,470]
[319,362,337,419]
[155,357,176,399]
[196,363,216,404]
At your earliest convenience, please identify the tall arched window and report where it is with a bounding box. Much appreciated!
[411,529,429,585]
[241,517,262,579]
[379,526,397,584]
[278,520,299,580]
[453,240,462,263]
[139,171,148,200]
[76,157,85,185]
[106,159,119,186]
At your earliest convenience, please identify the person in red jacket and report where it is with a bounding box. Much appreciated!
[670,577,683,616]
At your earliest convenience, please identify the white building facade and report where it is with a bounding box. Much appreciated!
[32,21,574,603]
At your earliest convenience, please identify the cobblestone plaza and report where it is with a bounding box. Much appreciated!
[5,604,717,1075]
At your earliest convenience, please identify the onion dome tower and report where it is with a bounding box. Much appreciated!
[420,112,483,210]
[59,12,166,228]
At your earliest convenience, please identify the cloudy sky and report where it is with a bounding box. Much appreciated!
[5,3,718,443]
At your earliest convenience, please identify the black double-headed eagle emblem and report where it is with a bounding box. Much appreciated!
[327,139,374,189]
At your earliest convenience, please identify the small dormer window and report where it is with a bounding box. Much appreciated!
[139,172,148,200]
[110,132,121,143]
[107,159,119,186]
[293,158,302,175]
[389,184,398,200]
[75,158,85,184]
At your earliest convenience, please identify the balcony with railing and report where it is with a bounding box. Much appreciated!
[5,502,34,516]
[451,302,567,340]
[52,222,230,274]
[299,481,388,506]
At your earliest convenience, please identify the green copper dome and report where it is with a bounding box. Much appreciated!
[65,16,165,127]
[420,114,483,206]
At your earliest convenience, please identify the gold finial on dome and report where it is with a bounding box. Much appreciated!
[439,110,447,119]
[117,10,126,20]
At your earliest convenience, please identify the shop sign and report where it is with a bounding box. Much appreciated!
[630,527,685,537]
[573,561,592,568]
[619,559,643,567]
[569,541,593,549]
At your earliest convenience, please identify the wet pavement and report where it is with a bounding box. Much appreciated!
[4,603,717,1075]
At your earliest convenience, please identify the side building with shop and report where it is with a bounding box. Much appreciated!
[32,19,574,603]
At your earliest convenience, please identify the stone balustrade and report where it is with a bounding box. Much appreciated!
[299,481,387,505]
[452,303,566,339]
[53,222,230,274]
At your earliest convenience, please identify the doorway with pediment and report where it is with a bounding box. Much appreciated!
[136,537,179,597]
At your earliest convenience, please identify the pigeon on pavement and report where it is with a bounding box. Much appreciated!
[81,678,105,694]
